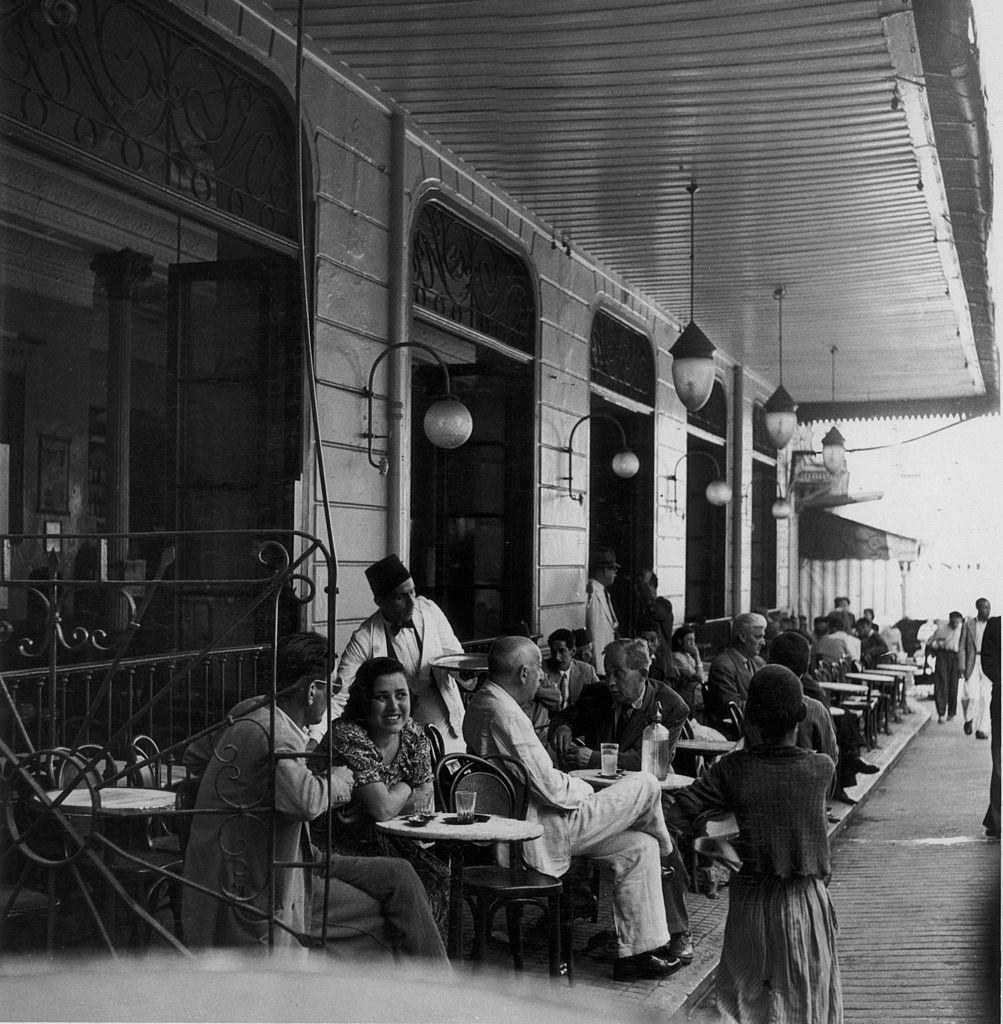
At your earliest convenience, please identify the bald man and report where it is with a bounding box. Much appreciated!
[463,635,682,981]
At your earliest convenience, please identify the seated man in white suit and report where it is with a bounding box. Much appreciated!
[463,634,683,981]
[310,555,465,750]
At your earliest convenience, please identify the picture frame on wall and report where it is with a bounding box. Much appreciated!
[37,434,71,514]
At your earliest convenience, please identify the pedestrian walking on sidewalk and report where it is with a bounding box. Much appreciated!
[928,611,964,724]
[672,665,843,1024]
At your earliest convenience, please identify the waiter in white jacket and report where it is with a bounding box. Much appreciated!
[309,555,466,750]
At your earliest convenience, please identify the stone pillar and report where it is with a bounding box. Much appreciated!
[90,249,152,626]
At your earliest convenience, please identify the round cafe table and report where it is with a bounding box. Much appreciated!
[674,738,736,757]
[376,811,542,960]
[43,787,177,816]
[569,767,696,792]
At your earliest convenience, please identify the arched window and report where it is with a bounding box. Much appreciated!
[411,202,535,354]
[590,311,655,407]
[2,0,297,241]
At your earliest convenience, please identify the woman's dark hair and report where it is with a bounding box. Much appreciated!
[342,656,413,724]
[671,625,695,652]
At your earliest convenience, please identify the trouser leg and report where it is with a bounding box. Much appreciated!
[971,664,991,734]
[572,828,669,957]
[933,659,948,718]
[661,843,690,935]
[326,854,449,965]
[944,653,960,717]
[567,775,671,957]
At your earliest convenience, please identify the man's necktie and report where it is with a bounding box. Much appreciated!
[392,620,415,636]
[559,670,570,709]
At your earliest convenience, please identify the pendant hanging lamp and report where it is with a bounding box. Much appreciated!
[763,285,798,449]
[821,345,846,475]
[670,180,716,412]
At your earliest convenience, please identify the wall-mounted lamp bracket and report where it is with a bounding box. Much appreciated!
[363,341,472,476]
[664,450,731,518]
[562,412,638,503]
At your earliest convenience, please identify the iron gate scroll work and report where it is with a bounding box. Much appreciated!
[0,528,342,955]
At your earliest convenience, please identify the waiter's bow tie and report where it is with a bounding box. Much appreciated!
[392,620,416,636]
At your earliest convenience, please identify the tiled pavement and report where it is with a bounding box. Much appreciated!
[461,693,936,1022]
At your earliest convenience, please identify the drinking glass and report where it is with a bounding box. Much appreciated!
[600,743,620,777]
[414,790,435,819]
[454,790,477,823]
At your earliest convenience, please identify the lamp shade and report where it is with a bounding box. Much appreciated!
[763,385,798,449]
[611,449,640,479]
[821,425,846,475]
[423,397,473,449]
[705,479,732,506]
[771,498,793,519]
[670,321,716,411]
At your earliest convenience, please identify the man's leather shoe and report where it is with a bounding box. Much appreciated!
[853,760,880,775]
[964,720,973,735]
[613,950,683,981]
[833,789,857,805]
[666,931,695,964]
[976,731,989,740]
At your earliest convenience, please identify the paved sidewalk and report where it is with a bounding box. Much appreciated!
[477,695,932,1021]
[678,697,1000,1023]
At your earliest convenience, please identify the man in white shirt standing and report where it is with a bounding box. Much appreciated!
[928,610,965,725]
[960,598,992,739]
[314,555,465,750]
[586,547,621,676]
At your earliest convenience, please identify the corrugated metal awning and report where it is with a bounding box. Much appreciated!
[269,0,997,419]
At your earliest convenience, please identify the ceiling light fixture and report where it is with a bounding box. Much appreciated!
[670,180,717,412]
[763,285,798,449]
[821,345,846,475]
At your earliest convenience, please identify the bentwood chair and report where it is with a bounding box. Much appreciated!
[436,752,571,982]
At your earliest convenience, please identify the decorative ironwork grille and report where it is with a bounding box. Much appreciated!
[589,311,655,406]
[411,202,535,354]
[1,0,296,239]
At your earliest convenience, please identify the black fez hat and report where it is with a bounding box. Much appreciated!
[365,555,411,599]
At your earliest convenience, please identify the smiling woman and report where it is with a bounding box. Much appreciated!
[314,658,450,933]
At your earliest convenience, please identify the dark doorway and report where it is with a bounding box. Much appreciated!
[410,351,534,641]
[684,436,727,620]
[588,394,654,635]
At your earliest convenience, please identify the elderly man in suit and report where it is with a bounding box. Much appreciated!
[463,635,682,981]
[586,547,621,675]
[960,598,992,739]
[550,638,695,966]
[705,612,768,736]
[315,555,465,750]
[182,632,447,962]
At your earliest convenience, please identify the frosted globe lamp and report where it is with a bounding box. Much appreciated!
[423,398,473,449]
[705,479,732,506]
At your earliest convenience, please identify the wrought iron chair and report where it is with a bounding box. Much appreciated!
[437,752,571,982]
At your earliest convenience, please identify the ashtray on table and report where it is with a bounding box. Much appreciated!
[441,813,491,825]
[404,813,437,827]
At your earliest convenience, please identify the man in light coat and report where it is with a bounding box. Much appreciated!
[959,598,992,739]
[585,547,621,675]
[181,632,447,961]
[314,555,465,750]
[463,635,682,981]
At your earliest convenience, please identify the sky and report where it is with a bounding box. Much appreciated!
[802,1,1002,618]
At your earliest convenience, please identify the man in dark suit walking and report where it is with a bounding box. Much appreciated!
[981,615,1000,839]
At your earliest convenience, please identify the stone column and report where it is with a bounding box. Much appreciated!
[90,249,152,626]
